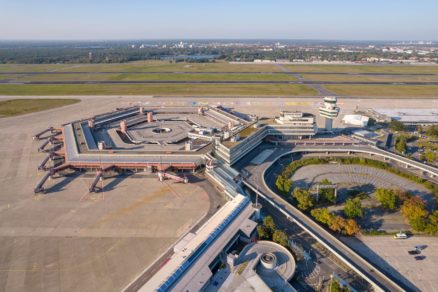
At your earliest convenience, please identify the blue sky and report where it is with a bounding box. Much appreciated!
[1,0,437,40]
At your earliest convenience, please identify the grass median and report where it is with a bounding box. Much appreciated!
[285,64,438,74]
[0,61,282,73]
[9,73,295,82]
[0,98,80,117]
[0,83,317,96]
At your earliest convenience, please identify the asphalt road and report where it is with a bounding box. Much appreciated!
[248,190,371,291]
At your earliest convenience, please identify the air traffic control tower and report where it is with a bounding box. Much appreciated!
[319,96,340,132]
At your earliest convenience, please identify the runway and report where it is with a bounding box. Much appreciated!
[1,71,438,76]
[2,79,438,85]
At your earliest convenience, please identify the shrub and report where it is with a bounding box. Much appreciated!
[344,198,363,218]
[293,188,314,211]
[375,188,398,210]
[273,230,289,247]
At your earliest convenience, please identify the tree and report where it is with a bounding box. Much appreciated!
[390,120,405,132]
[257,225,270,240]
[344,219,360,236]
[425,125,438,138]
[329,216,346,233]
[401,196,430,232]
[319,179,336,203]
[401,196,428,221]
[311,208,333,225]
[329,278,349,292]
[375,188,398,210]
[395,135,407,154]
[421,151,437,163]
[330,278,342,292]
[293,188,314,211]
[275,176,285,193]
[425,211,438,234]
[393,189,411,202]
[283,179,292,194]
[263,216,276,236]
[343,198,363,218]
[273,230,289,247]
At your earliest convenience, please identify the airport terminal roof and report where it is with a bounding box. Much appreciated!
[375,108,438,124]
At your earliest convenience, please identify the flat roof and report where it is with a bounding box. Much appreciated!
[141,194,253,291]
[375,108,438,123]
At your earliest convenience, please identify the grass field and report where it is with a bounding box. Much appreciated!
[0,98,80,117]
[303,74,438,83]
[2,73,296,82]
[2,61,438,97]
[0,84,317,96]
[285,64,438,74]
[0,61,282,73]
[325,84,438,97]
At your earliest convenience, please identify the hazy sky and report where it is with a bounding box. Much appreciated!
[1,0,437,40]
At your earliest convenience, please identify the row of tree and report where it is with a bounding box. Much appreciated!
[291,181,336,211]
[257,216,289,247]
[310,208,360,236]
[277,156,438,203]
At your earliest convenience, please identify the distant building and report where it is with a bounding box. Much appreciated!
[375,109,438,126]
[319,96,340,131]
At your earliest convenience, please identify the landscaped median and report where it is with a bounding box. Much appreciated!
[274,156,438,235]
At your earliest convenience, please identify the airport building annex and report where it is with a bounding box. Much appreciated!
[34,104,318,193]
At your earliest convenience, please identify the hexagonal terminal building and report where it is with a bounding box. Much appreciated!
[33,105,250,193]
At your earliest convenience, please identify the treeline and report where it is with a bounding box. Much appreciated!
[1,44,434,64]
[0,47,224,64]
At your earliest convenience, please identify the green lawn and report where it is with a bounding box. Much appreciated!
[285,64,438,74]
[0,61,282,73]
[10,73,295,82]
[325,84,438,97]
[0,84,317,96]
[303,74,438,83]
[0,98,80,117]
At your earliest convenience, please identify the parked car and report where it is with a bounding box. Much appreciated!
[394,232,407,239]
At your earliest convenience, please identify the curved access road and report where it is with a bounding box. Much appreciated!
[239,143,438,291]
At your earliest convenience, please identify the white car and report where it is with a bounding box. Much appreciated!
[394,232,407,239]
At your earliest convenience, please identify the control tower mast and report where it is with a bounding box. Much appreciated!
[319,96,340,132]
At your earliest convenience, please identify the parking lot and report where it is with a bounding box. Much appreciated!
[343,236,438,292]
[292,164,434,231]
